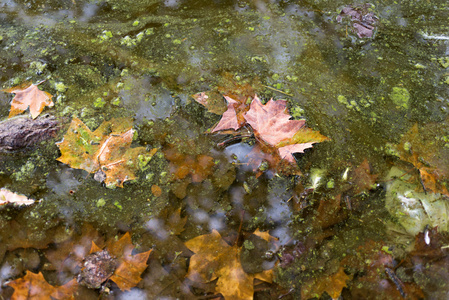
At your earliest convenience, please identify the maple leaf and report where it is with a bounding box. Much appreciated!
[83,232,152,291]
[244,96,328,163]
[212,96,242,132]
[185,229,274,300]
[56,117,157,188]
[3,82,54,119]
[395,123,449,197]
[301,267,352,299]
[45,223,105,273]
[0,188,36,206]
[8,271,78,300]
[205,93,328,175]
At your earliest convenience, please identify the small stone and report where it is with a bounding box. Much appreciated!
[77,250,117,289]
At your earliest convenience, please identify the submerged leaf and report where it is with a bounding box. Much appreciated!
[8,271,77,300]
[395,122,449,197]
[301,267,352,300]
[185,230,274,300]
[83,232,152,291]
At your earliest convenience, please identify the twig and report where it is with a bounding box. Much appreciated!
[262,85,293,96]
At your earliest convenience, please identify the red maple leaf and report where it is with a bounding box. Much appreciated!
[209,94,328,174]
[244,95,327,162]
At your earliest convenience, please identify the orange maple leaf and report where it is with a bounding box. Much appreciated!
[3,82,54,119]
[8,271,78,300]
[185,229,275,300]
[89,232,152,291]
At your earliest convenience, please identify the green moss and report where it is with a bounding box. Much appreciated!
[96,198,106,207]
[243,240,255,250]
[389,87,410,109]
[93,97,106,108]
[438,57,449,68]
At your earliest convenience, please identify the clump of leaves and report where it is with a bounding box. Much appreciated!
[2,81,54,119]
[78,232,152,291]
[195,93,329,175]
[8,271,78,300]
[185,229,276,300]
[56,117,157,188]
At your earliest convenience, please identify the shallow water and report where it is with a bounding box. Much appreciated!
[1,0,449,299]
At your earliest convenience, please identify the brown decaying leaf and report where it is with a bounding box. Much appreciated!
[151,185,162,197]
[3,82,54,119]
[350,159,378,195]
[90,232,152,291]
[8,271,78,300]
[185,229,274,300]
[301,267,352,299]
[192,91,227,115]
[163,144,215,183]
[396,123,449,197]
[56,117,157,188]
[0,188,36,206]
[336,4,378,38]
[341,240,424,300]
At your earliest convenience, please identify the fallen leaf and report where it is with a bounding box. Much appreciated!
[350,159,378,195]
[336,4,378,38]
[163,143,215,183]
[3,82,54,119]
[212,96,242,132]
[45,223,104,273]
[341,240,424,300]
[301,267,352,300]
[84,232,152,291]
[158,207,187,236]
[192,91,227,115]
[244,96,328,163]
[185,229,274,300]
[8,271,77,300]
[151,185,162,197]
[0,188,36,206]
[56,117,157,188]
[395,123,449,197]
[206,94,328,175]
